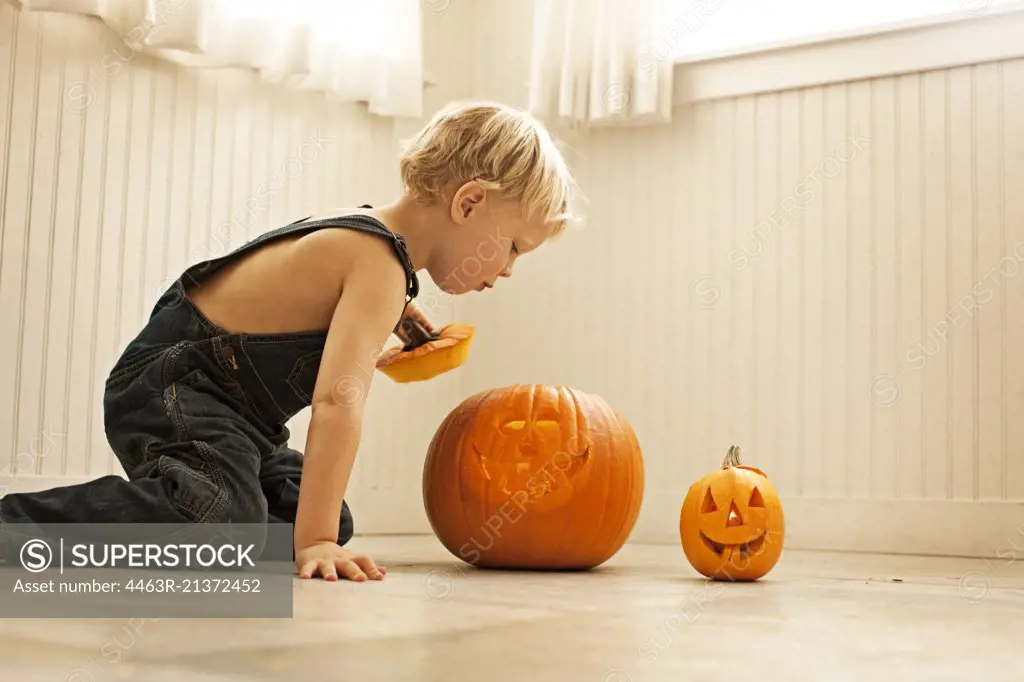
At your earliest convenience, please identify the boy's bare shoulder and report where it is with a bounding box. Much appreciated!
[289,227,408,296]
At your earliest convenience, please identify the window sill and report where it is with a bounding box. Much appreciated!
[670,0,1024,105]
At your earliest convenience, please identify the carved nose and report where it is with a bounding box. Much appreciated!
[518,443,538,458]
[726,500,744,527]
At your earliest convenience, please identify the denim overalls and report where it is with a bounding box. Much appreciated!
[0,210,419,557]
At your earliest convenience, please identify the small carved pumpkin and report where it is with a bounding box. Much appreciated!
[423,384,645,570]
[679,446,784,581]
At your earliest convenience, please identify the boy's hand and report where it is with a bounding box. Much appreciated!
[377,323,475,383]
[295,542,387,582]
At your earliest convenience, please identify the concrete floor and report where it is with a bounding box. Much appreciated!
[0,535,1022,682]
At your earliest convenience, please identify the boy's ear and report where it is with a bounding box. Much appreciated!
[450,181,486,225]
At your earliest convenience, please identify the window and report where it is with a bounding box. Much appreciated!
[659,0,1021,61]
[215,0,398,58]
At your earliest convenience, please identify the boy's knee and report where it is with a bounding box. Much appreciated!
[202,507,271,564]
[164,458,267,526]
[337,500,354,547]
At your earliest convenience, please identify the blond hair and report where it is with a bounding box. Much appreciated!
[399,101,580,236]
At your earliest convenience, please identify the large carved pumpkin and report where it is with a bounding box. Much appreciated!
[679,446,785,581]
[423,384,645,569]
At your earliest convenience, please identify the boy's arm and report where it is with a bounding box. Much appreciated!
[292,254,408,555]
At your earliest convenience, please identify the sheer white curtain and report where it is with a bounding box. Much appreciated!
[527,0,675,129]
[6,0,424,117]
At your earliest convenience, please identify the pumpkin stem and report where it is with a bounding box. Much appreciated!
[722,445,742,468]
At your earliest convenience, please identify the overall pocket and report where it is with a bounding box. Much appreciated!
[285,349,323,405]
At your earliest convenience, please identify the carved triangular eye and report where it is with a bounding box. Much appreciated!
[749,487,765,508]
[701,488,717,514]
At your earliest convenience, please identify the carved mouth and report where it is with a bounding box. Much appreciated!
[700,531,767,557]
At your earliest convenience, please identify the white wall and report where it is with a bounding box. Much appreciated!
[0,4,471,533]
[452,0,1024,557]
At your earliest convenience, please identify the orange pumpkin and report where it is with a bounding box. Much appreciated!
[423,384,645,570]
[679,446,784,581]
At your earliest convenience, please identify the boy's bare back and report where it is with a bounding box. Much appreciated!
[185,211,408,338]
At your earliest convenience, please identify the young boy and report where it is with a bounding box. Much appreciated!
[0,101,577,582]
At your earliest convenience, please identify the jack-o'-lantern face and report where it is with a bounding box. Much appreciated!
[469,385,592,506]
[680,446,785,581]
[422,384,645,570]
